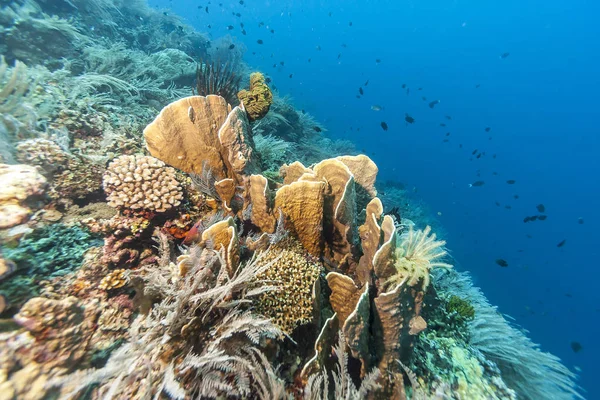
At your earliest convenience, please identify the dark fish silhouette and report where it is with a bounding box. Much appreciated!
[446,115,452,120]
[376,59,381,64]
[470,180,485,187]
[485,127,491,132]
[538,215,547,221]
[228,44,235,49]
[257,39,264,44]
[578,217,584,224]
[313,126,322,132]
[359,87,364,95]
[506,180,516,184]
[429,100,440,109]
[364,79,369,86]
[402,84,407,89]
[472,149,478,155]
[440,123,446,127]
[571,341,582,353]
[405,114,415,124]
[380,121,388,131]
[496,259,509,267]
[557,239,566,247]
[536,204,545,213]
[500,52,510,59]
[289,74,293,78]
[242,29,246,35]
[349,21,353,26]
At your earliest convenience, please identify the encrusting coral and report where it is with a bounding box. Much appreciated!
[237,72,273,122]
[103,154,183,213]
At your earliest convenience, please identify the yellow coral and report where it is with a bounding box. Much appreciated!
[237,72,273,121]
[99,269,128,290]
[253,238,321,334]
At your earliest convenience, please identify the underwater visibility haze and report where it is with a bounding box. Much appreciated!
[0,0,597,398]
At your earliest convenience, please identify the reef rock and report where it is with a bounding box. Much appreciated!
[0,164,47,229]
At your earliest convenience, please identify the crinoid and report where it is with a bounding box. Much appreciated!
[386,225,452,290]
[194,59,241,106]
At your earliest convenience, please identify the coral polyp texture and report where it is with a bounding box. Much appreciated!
[253,238,322,334]
[103,154,183,212]
[0,2,584,400]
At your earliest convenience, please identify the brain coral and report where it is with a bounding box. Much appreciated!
[103,155,183,212]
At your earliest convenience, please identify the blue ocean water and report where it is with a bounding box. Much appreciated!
[152,0,599,396]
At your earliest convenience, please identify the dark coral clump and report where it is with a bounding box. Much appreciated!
[195,60,242,106]
[446,295,475,321]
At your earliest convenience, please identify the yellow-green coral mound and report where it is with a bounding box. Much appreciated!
[237,72,273,121]
[253,238,321,334]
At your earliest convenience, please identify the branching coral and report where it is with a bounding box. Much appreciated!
[103,154,183,213]
[385,225,452,291]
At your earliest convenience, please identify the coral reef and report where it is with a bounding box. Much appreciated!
[237,72,273,121]
[0,1,583,399]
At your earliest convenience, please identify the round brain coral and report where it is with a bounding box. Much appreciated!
[103,155,183,212]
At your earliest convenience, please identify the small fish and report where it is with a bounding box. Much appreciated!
[485,127,491,132]
[557,239,566,247]
[371,105,383,111]
[440,123,446,127]
[445,115,452,120]
[259,22,265,27]
[405,114,415,124]
[265,77,272,84]
[240,23,244,28]
[496,259,509,267]
[571,341,583,353]
[270,29,274,33]
[227,25,234,30]
[228,44,235,50]
[359,87,364,95]
[380,121,388,131]
[316,45,321,50]
[506,180,516,184]
[475,84,481,88]
[578,217,584,224]
[313,126,322,132]
[500,52,510,59]
[205,6,209,13]
[536,204,545,213]
[445,132,450,136]
[349,21,353,26]
[289,74,293,78]
[342,43,347,48]
[280,61,284,66]
[428,100,440,109]
[242,29,246,35]
[375,58,381,64]
[514,194,519,199]
[402,84,406,89]
[257,39,264,44]
[538,215,547,221]
[207,24,212,29]
[337,53,341,59]
[240,0,244,4]
[472,149,478,155]
[364,79,369,86]
[183,219,204,244]
[308,58,312,62]
[469,180,485,187]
